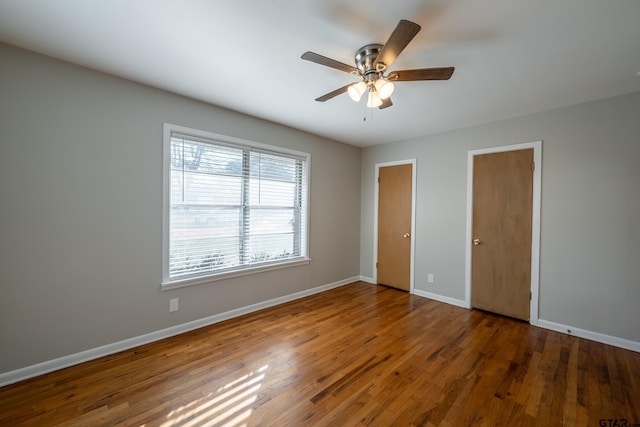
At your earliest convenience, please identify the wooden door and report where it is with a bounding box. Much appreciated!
[377,164,412,291]
[471,149,533,320]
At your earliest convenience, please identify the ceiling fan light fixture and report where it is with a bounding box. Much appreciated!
[366,89,382,108]
[347,81,367,102]
[374,78,394,100]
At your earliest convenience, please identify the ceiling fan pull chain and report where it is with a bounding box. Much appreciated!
[364,106,373,123]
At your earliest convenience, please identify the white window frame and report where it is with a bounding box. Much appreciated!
[161,123,310,290]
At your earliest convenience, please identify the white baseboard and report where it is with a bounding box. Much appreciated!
[411,291,639,353]
[0,276,358,387]
[537,319,640,353]
[359,275,376,284]
[412,289,469,308]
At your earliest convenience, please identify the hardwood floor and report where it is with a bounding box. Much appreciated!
[1,281,639,426]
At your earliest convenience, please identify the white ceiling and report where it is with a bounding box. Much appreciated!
[1,0,639,147]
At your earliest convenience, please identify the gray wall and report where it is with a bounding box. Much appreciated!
[0,44,362,373]
[360,90,640,343]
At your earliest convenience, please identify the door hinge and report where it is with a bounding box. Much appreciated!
[376,262,378,268]
[377,176,380,183]
[532,162,535,172]
[530,291,532,300]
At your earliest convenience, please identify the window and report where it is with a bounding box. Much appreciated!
[162,124,309,288]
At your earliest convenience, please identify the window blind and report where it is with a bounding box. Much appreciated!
[167,131,308,282]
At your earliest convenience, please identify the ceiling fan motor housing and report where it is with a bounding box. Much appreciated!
[355,44,384,82]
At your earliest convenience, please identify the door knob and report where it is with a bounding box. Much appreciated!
[472,238,481,245]
[403,233,411,238]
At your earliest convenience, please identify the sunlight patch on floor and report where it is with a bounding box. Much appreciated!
[162,365,269,427]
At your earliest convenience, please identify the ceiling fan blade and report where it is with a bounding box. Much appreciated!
[315,83,353,102]
[374,19,421,71]
[301,51,360,75]
[379,98,393,109]
[387,67,455,81]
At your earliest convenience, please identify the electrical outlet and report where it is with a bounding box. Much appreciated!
[169,298,179,312]
[427,274,434,284]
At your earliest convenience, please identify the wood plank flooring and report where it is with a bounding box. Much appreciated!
[1,281,639,426]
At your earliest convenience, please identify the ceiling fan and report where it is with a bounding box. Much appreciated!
[301,19,454,109]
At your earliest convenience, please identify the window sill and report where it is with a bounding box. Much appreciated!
[161,257,311,290]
